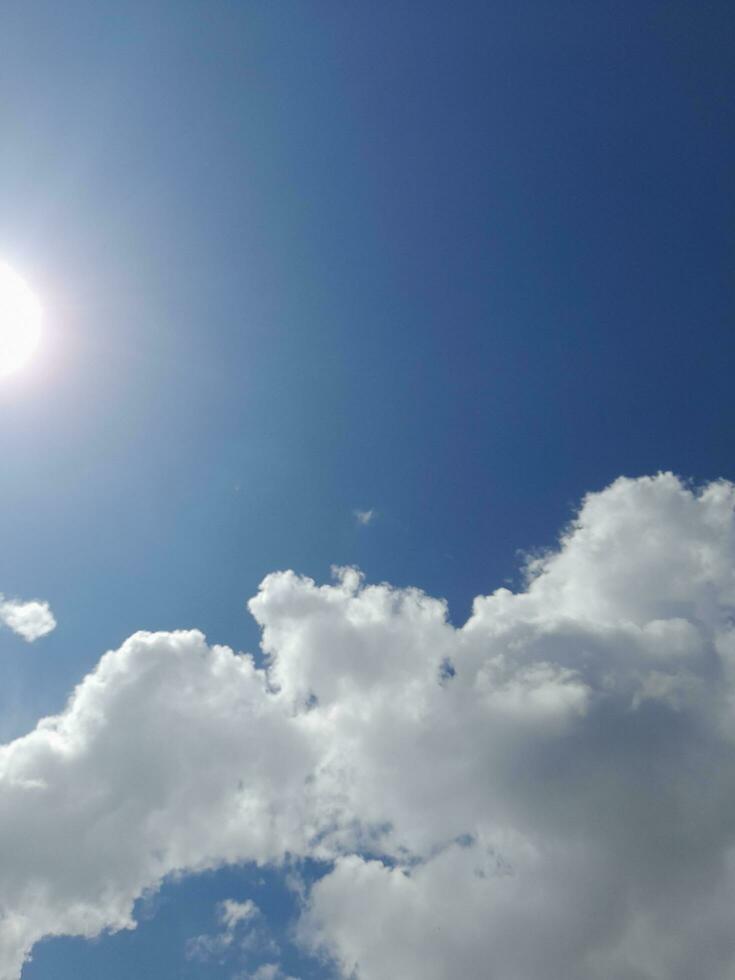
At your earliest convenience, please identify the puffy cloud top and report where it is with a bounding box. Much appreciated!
[3,474,735,979]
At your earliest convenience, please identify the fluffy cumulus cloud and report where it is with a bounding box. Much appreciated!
[0,596,56,642]
[3,473,735,979]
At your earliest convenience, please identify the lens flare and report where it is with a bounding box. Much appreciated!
[0,262,42,377]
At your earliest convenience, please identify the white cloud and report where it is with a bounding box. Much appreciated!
[0,596,56,642]
[186,898,271,963]
[353,508,375,526]
[239,965,299,980]
[2,474,735,979]
[220,898,259,931]
[0,630,313,980]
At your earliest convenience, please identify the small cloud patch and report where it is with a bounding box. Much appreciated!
[187,898,280,968]
[0,595,56,642]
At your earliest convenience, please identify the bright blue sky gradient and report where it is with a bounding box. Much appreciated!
[2,2,734,977]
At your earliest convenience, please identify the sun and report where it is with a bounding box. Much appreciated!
[0,262,42,377]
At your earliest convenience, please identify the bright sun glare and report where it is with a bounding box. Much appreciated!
[0,262,42,377]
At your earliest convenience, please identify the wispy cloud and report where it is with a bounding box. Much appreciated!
[238,964,299,980]
[186,899,262,962]
[0,595,56,642]
[187,898,286,975]
[353,508,375,526]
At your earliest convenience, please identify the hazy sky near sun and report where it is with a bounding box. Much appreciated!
[1,3,735,979]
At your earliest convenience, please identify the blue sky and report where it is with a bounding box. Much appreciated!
[1,3,735,979]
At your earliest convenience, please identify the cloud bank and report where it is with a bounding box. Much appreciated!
[0,597,56,642]
[3,474,735,979]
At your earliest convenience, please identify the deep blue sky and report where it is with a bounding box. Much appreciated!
[1,2,734,977]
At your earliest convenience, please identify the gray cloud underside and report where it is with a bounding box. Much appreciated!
[2,473,735,980]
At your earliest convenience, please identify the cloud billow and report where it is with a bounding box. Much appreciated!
[2,473,735,979]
